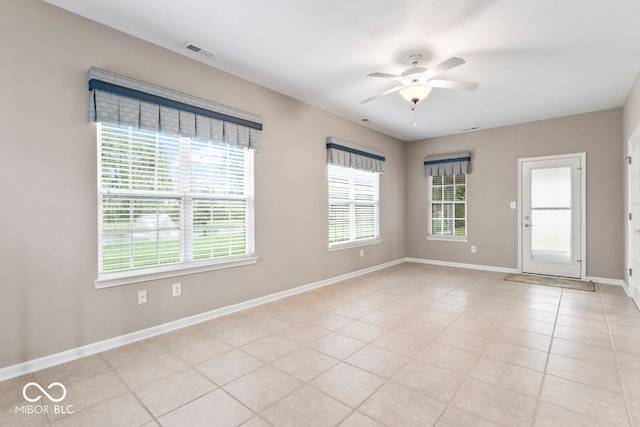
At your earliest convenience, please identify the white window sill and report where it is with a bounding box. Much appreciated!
[95,256,259,289]
[426,235,469,243]
[329,238,381,252]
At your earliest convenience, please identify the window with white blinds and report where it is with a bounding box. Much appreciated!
[97,123,254,281]
[429,174,467,240]
[328,164,380,248]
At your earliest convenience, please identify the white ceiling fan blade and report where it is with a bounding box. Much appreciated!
[368,72,403,79]
[425,57,466,78]
[360,85,404,104]
[428,79,479,91]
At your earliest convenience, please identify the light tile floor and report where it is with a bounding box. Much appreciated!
[2,263,640,426]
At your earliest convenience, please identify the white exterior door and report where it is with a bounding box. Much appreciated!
[520,154,585,279]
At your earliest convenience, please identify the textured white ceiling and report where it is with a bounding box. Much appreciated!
[45,0,640,141]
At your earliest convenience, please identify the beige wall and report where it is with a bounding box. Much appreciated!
[0,0,405,368]
[405,109,624,279]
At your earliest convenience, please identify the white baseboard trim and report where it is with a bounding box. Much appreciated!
[404,257,519,274]
[617,280,640,311]
[586,276,627,288]
[0,258,405,382]
[405,258,627,289]
[630,285,640,310]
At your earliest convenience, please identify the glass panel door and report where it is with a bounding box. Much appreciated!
[530,167,572,263]
[521,155,583,278]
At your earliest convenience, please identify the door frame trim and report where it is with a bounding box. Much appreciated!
[627,125,640,307]
[517,152,587,280]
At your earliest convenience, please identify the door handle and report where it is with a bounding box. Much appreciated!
[524,224,532,227]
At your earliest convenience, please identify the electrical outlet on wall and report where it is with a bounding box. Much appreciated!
[471,245,477,253]
[138,289,147,304]
[172,283,182,297]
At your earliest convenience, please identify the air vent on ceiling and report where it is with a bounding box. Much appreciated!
[182,42,216,58]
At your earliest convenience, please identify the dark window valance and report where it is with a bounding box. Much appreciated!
[326,137,385,173]
[88,67,262,150]
[424,152,470,176]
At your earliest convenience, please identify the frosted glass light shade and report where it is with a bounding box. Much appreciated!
[399,84,432,104]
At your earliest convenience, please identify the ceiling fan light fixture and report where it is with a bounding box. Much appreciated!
[399,83,432,104]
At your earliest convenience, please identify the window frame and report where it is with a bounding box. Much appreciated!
[427,173,468,242]
[327,164,381,250]
[95,123,257,288]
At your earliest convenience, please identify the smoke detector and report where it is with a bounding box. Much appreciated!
[182,42,217,58]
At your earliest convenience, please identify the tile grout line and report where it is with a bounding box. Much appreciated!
[43,353,135,425]
[318,272,471,427]
[529,286,562,427]
[225,294,386,425]
[259,279,418,424]
[307,306,396,425]
[334,278,453,427]
[601,289,636,427]
[108,334,264,425]
[198,281,385,426]
[106,350,164,426]
[296,274,427,427]
[535,287,636,426]
[388,271,472,427]
[432,276,534,427]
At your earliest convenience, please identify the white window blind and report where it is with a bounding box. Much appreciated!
[97,123,254,279]
[328,164,379,247]
[429,174,467,239]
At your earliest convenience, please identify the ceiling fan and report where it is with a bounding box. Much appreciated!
[362,54,479,105]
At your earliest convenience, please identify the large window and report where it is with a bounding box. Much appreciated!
[97,123,254,282]
[328,164,380,247]
[429,174,467,239]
